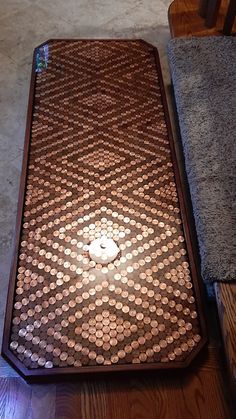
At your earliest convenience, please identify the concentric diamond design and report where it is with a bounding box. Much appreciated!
[6,40,204,375]
[79,148,125,170]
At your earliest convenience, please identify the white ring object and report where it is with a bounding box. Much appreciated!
[89,235,119,264]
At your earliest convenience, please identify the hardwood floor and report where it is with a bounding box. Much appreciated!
[215,283,236,394]
[54,348,233,419]
[168,0,236,37]
[0,310,234,419]
[0,349,233,419]
[0,379,56,419]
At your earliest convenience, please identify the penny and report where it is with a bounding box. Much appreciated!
[10,341,18,350]
[117,332,124,341]
[131,341,139,349]
[68,339,75,348]
[181,343,189,352]
[103,325,110,333]
[53,348,61,357]
[168,353,176,361]
[187,338,195,349]
[31,353,39,362]
[88,351,97,360]
[129,310,136,318]
[138,336,146,345]
[110,355,118,364]
[135,298,142,305]
[96,355,104,364]
[146,348,154,357]
[139,353,147,362]
[102,342,110,351]
[82,323,89,331]
[110,338,118,346]
[81,347,89,356]
[45,361,53,369]
[96,330,103,338]
[95,314,103,322]
[38,357,46,367]
[61,319,69,328]
[32,336,40,345]
[67,356,75,366]
[60,352,68,361]
[24,349,32,358]
[117,325,124,333]
[103,334,110,343]
[130,324,137,333]
[110,329,117,338]
[136,313,144,321]
[159,340,167,348]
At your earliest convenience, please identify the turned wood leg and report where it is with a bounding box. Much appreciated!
[199,0,210,17]
[205,0,222,27]
[223,0,236,35]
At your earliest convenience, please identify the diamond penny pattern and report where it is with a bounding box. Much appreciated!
[8,40,203,372]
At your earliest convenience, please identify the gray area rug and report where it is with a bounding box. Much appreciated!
[168,36,236,283]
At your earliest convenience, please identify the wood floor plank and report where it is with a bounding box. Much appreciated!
[123,377,161,419]
[30,384,56,419]
[56,377,161,419]
[106,379,130,419]
[0,378,56,419]
[0,378,31,419]
[55,348,233,419]
[156,376,191,419]
[80,381,108,419]
[215,283,236,391]
[181,361,232,418]
[55,383,81,419]
[0,357,19,378]
[54,348,233,419]
[183,373,231,419]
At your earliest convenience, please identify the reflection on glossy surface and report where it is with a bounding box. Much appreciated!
[35,44,49,73]
[89,235,120,264]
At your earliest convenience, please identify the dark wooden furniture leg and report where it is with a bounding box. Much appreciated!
[215,283,236,394]
[205,0,222,27]
[199,0,210,17]
[223,0,236,34]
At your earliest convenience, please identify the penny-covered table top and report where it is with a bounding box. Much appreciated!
[2,40,206,379]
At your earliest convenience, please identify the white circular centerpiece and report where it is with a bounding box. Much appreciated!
[89,235,119,264]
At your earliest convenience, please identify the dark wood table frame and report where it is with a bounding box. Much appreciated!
[2,40,207,381]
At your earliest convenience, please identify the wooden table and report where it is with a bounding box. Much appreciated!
[2,40,206,381]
